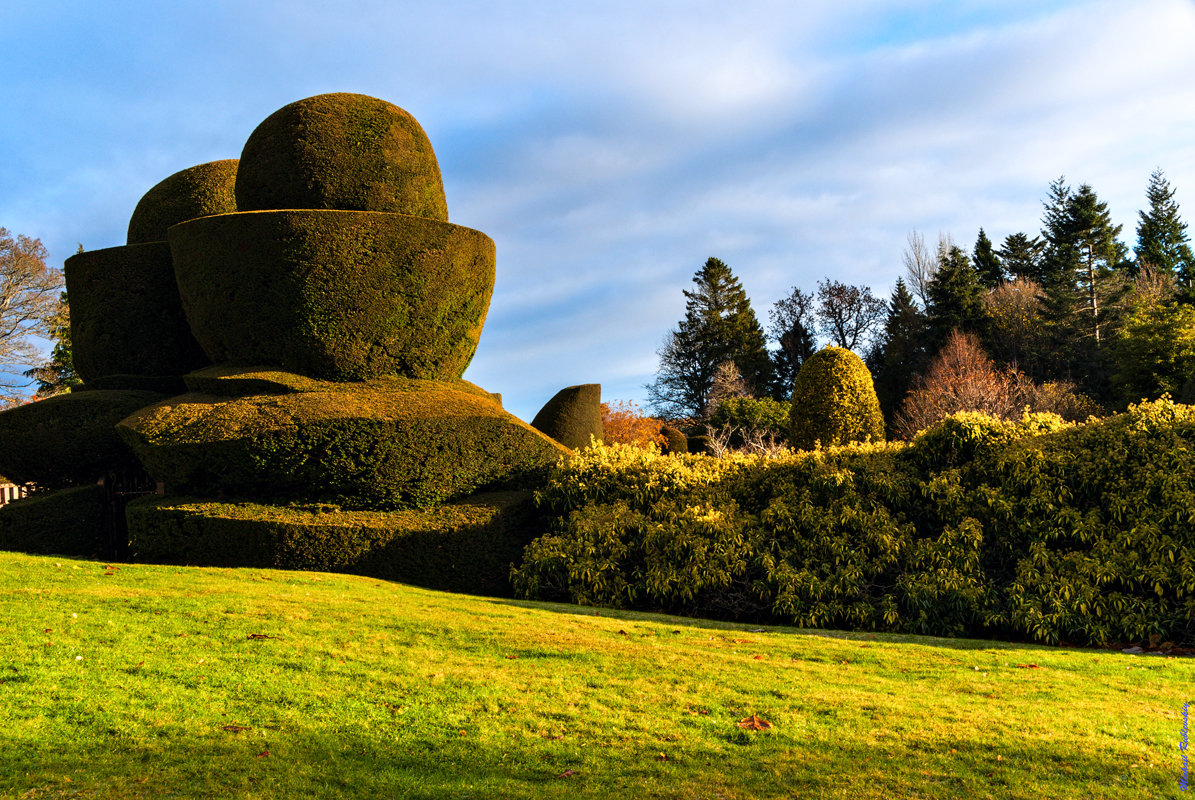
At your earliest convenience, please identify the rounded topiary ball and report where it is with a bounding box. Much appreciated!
[127,160,238,244]
[789,346,885,450]
[531,384,603,449]
[235,93,448,220]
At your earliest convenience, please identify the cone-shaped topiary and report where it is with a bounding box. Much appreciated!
[169,210,494,381]
[235,93,448,220]
[65,243,211,386]
[126,160,239,245]
[531,384,603,449]
[117,370,568,510]
[789,346,885,450]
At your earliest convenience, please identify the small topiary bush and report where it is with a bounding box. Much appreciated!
[126,491,539,597]
[531,384,603,449]
[659,425,688,455]
[126,159,238,245]
[789,347,884,451]
[169,210,494,381]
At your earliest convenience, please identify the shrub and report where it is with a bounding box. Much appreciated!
[235,93,448,221]
[0,485,107,557]
[789,347,884,450]
[168,209,494,382]
[127,491,538,597]
[708,396,789,441]
[599,400,667,450]
[659,425,688,455]
[531,384,603,449]
[118,370,568,510]
[126,159,238,245]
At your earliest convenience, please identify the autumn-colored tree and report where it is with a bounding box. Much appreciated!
[0,228,64,400]
[600,400,668,449]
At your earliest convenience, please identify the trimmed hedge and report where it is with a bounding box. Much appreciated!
[512,400,1195,647]
[126,159,238,245]
[0,485,107,557]
[0,390,164,488]
[64,242,211,384]
[126,491,539,597]
[660,425,688,455]
[235,93,449,221]
[169,210,494,382]
[117,373,568,510]
[789,346,884,450]
[531,384,603,449]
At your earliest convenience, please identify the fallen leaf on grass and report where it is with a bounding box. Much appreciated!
[505,655,518,660]
[222,725,251,733]
[558,769,577,778]
[246,633,278,640]
[256,750,270,758]
[657,752,669,761]
[1015,664,1040,669]
[737,714,773,730]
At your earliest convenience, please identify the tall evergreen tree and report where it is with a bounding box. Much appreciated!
[22,291,80,397]
[1135,168,1195,289]
[866,278,929,428]
[768,285,817,399]
[996,232,1046,284]
[647,257,773,418]
[972,228,1005,288]
[926,243,984,348]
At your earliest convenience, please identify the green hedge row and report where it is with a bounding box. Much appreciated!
[512,399,1195,646]
[127,491,539,597]
[0,485,107,557]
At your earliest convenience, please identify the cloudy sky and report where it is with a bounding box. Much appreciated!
[4,0,1195,420]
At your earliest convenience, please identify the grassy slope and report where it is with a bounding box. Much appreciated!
[0,551,1189,799]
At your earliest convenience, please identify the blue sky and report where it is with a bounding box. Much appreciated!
[4,0,1195,421]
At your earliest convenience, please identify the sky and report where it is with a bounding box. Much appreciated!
[4,0,1195,421]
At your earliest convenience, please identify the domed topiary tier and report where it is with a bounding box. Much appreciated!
[169,210,495,382]
[64,242,211,386]
[789,346,885,451]
[126,159,239,245]
[235,93,448,220]
[0,485,108,557]
[116,371,568,510]
[0,389,166,488]
[531,384,603,449]
[126,490,538,596]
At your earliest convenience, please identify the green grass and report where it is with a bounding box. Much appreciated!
[0,550,1190,799]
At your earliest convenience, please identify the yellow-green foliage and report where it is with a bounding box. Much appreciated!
[789,346,884,450]
[126,491,538,597]
[235,93,448,221]
[169,210,494,382]
[514,400,1195,646]
[530,384,603,449]
[126,160,238,245]
[117,371,568,510]
[64,243,210,385]
[709,396,790,439]
[0,485,107,556]
[0,390,164,488]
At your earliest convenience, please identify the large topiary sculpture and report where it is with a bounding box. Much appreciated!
[531,384,603,449]
[789,346,885,450]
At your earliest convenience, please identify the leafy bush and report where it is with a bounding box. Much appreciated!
[599,400,668,450]
[708,396,789,440]
[789,347,884,450]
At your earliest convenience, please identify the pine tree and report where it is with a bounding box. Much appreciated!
[768,286,817,399]
[1135,168,1195,289]
[972,228,1005,287]
[996,232,1046,284]
[866,278,929,427]
[647,257,773,418]
[926,243,984,348]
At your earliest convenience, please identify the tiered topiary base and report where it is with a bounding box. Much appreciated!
[0,485,108,557]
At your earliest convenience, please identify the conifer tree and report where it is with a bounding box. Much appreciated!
[926,244,984,348]
[996,232,1046,284]
[866,278,929,427]
[768,286,817,399]
[647,257,773,418]
[1135,168,1195,289]
[972,228,1005,287]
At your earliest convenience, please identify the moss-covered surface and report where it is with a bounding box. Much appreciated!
[126,159,238,245]
[0,485,107,557]
[169,210,494,381]
[531,384,603,449]
[117,374,568,510]
[64,242,211,384]
[0,390,164,488]
[235,93,448,221]
[789,346,885,450]
[126,490,538,596]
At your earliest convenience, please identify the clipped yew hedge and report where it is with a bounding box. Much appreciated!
[118,373,568,510]
[126,491,538,597]
[126,159,238,245]
[169,210,494,381]
[512,399,1195,647]
[0,390,164,488]
[0,485,107,557]
[235,93,449,221]
[531,384,603,449]
[64,242,210,384]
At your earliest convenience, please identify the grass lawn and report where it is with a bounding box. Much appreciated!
[0,550,1190,799]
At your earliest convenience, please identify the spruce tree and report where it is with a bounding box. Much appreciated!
[996,232,1046,284]
[866,278,929,427]
[926,244,984,348]
[1135,168,1195,289]
[972,228,1005,287]
[647,257,773,418]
